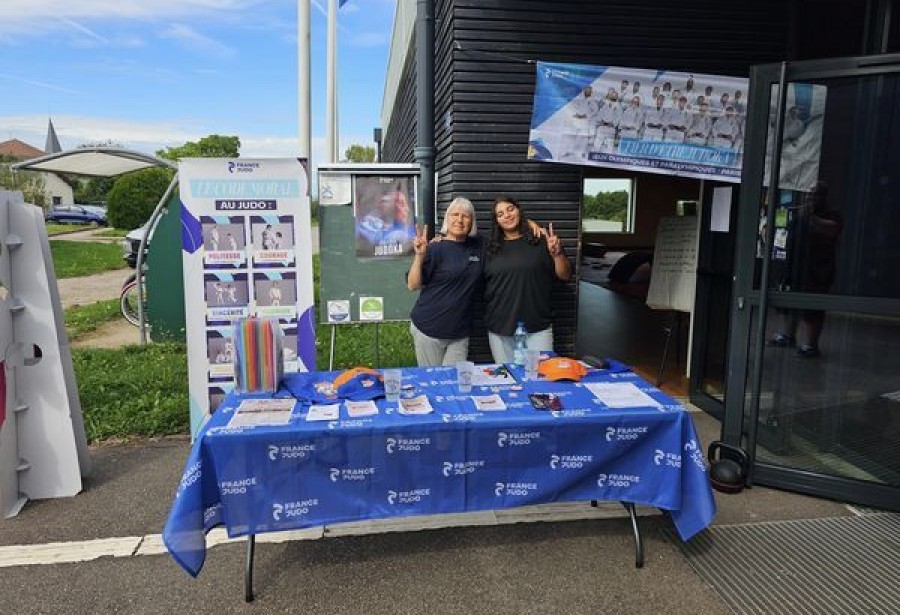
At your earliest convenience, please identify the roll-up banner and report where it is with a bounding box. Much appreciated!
[179,158,315,436]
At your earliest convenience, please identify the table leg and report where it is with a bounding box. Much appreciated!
[623,502,644,568]
[244,535,256,603]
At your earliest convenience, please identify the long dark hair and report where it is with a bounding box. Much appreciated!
[488,196,537,255]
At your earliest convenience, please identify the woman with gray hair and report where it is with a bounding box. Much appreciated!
[407,197,483,366]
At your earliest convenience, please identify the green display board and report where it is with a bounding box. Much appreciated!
[318,204,416,323]
[317,164,420,324]
[146,191,186,342]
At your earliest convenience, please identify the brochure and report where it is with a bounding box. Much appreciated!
[306,403,341,421]
[345,400,379,417]
[398,395,434,415]
[472,394,507,411]
[584,382,661,409]
[227,399,295,428]
[472,364,516,387]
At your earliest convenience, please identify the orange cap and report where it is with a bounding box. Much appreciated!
[537,357,588,382]
[333,367,381,388]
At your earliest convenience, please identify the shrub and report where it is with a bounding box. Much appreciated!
[107,167,174,229]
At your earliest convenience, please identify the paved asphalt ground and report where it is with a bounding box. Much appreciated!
[0,410,855,614]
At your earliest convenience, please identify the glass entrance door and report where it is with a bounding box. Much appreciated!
[722,53,900,510]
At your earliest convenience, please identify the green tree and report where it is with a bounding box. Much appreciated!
[106,167,175,229]
[343,144,375,163]
[74,176,115,204]
[156,135,241,162]
[0,158,49,207]
[583,189,628,223]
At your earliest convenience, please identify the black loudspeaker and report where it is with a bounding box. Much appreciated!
[707,441,749,494]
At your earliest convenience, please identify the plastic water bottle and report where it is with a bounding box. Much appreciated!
[513,321,528,366]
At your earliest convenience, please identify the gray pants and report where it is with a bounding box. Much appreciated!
[410,322,469,367]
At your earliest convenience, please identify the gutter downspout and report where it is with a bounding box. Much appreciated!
[414,0,435,236]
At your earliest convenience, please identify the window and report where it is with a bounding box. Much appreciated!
[581,177,635,233]
[52,196,62,205]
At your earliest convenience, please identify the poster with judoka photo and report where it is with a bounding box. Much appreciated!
[201,217,247,267]
[354,175,417,259]
[206,328,236,379]
[204,273,250,324]
[250,215,296,267]
[253,271,297,319]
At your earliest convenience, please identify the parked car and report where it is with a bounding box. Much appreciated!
[45,204,108,226]
[122,222,153,268]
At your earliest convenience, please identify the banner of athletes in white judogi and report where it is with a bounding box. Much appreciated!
[528,62,750,182]
[528,62,826,190]
[179,158,315,436]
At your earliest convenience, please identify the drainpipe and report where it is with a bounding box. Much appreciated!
[414,0,435,237]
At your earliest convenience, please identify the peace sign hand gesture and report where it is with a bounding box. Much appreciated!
[546,222,563,257]
[413,223,429,256]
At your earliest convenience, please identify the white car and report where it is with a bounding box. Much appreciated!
[122,223,154,268]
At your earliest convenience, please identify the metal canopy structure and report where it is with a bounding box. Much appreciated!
[10,147,174,177]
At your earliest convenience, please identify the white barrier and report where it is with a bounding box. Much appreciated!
[0,190,90,518]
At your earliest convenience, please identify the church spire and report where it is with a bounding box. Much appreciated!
[45,118,62,153]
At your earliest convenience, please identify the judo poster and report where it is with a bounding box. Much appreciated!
[528,62,749,182]
[180,158,315,435]
[763,83,828,193]
[354,175,416,258]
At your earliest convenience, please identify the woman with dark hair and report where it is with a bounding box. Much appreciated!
[483,196,571,363]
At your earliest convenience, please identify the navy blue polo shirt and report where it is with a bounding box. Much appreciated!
[409,235,484,340]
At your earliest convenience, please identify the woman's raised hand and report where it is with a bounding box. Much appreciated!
[413,223,429,255]
[546,222,563,257]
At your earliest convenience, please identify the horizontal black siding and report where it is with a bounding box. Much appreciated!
[385,0,791,362]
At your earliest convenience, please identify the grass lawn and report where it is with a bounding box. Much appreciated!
[65,299,123,339]
[93,228,130,238]
[46,223,96,236]
[73,344,189,442]
[50,240,127,278]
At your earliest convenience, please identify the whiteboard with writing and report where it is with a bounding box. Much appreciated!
[646,216,700,312]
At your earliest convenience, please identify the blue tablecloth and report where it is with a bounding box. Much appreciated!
[164,362,716,577]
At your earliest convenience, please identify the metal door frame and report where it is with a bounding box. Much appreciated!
[721,52,900,510]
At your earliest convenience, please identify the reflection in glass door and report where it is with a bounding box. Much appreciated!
[723,54,900,510]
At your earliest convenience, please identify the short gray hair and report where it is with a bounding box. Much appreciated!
[439,197,477,236]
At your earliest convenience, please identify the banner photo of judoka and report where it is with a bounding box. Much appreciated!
[763,82,828,193]
[354,175,417,259]
[527,62,749,182]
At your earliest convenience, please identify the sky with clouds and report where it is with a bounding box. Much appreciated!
[0,0,395,166]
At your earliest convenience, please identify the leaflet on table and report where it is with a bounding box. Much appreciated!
[472,364,516,386]
[345,400,379,417]
[584,382,662,409]
[306,403,341,421]
[227,398,296,428]
[471,394,507,411]
[398,395,434,415]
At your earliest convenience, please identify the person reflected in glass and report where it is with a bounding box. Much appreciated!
[769,182,843,357]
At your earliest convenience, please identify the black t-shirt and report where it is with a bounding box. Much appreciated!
[409,235,484,339]
[483,237,555,336]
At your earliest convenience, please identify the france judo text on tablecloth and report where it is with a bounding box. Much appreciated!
[163,366,716,577]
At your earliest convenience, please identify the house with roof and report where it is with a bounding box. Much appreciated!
[0,119,74,206]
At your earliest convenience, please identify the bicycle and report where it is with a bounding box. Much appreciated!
[120,271,147,327]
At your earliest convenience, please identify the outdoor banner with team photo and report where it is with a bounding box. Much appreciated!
[528,62,749,182]
[354,175,417,258]
[180,158,315,436]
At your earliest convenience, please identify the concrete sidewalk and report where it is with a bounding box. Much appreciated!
[0,409,862,614]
